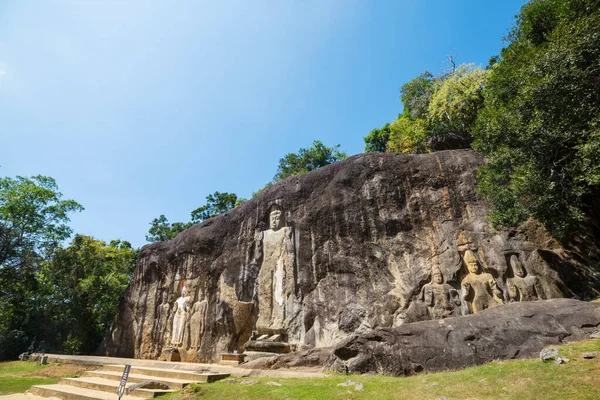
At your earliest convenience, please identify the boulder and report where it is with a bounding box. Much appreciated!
[333,299,600,375]
[102,150,600,363]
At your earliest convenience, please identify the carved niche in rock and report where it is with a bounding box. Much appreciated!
[506,254,543,302]
[460,250,504,314]
[254,205,297,335]
[171,282,191,346]
[420,266,461,319]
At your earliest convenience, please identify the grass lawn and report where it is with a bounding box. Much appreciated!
[166,339,600,400]
[0,361,87,395]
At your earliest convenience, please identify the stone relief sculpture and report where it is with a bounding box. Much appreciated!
[506,254,543,302]
[171,283,191,346]
[420,266,461,319]
[152,292,171,343]
[189,288,208,349]
[254,205,296,335]
[460,250,504,314]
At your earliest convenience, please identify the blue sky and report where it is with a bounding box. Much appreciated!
[0,0,526,247]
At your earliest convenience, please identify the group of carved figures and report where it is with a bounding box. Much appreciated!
[419,249,543,319]
[155,284,208,349]
[162,205,295,349]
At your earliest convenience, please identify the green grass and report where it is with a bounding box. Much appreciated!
[164,339,600,400]
[0,361,60,395]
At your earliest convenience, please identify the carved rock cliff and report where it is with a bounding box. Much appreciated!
[104,150,600,363]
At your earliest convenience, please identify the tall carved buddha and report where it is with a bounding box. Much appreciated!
[460,250,504,314]
[255,205,296,335]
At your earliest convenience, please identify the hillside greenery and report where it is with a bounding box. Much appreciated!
[366,0,600,237]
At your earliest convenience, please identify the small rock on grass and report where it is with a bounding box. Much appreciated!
[540,347,559,361]
[240,379,259,385]
[266,381,282,386]
[555,357,569,364]
[581,352,598,359]
[337,380,357,387]
[355,383,364,392]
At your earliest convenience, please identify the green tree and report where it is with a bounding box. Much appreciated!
[473,0,600,237]
[146,192,247,242]
[0,175,83,360]
[427,64,489,134]
[191,191,246,223]
[37,235,137,354]
[364,123,393,153]
[400,71,436,120]
[274,140,347,181]
[145,215,191,243]
[386,117,429,154]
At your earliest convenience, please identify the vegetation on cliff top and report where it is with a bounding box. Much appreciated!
[365,0,600,238]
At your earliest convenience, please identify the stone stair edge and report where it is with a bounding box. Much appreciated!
[29,384,146,400]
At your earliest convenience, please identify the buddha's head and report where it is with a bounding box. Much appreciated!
[269,208,283,231]
[510,255,526,278]
[464,250,480,274]
[432,267,443,284]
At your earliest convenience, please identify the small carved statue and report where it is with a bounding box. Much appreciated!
[171,283,191,346]
[460,250,504,314]
[421,266,461,319]
[255,205,296,334]
[506,254,542,302]
[189,288,208,349]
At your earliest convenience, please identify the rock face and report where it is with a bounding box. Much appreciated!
[333,299,600,375]
[103,150,600,363]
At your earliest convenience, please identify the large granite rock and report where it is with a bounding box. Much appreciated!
[333,299,600,375]
[103,150,600,363]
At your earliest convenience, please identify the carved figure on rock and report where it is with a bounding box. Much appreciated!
[460,250,503,314]
[189,288,208,349]
[153,292,171,343]
[506,254,543,302]
[255,205,296,334]
[171,283,191,346]
[421,266,461,319]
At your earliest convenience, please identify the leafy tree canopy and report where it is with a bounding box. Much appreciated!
[274,140,347,181]
[37,234,137,354]
[473,0,600,237]
[191,191,246,223]
[0,175,83,267]
[146,192,247,243]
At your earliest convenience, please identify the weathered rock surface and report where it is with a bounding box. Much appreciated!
[333,299,600,375]
[103,150,600,363]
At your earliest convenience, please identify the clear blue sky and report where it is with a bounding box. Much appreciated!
[0,0,526,247]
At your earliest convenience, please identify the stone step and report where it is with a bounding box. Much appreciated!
[59,377,174,398]
[81,370,192,389]
[100,365,228,383]
[29,384,145,400]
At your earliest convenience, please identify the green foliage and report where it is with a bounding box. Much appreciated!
[365,64,487,154]
[0,175,83,266]
[146,215,192,243]
[0,176,83,360]
[191,191,246,223]
[386,117,429,154]
[428,64,489,134]
[400,71,436,120]
[473,0,600,237]
[37,234,137,354]
[364,123,392,153]
[147,192,247,243]
[274,140,347,181]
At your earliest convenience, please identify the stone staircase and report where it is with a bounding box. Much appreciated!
[29,364,230,400]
